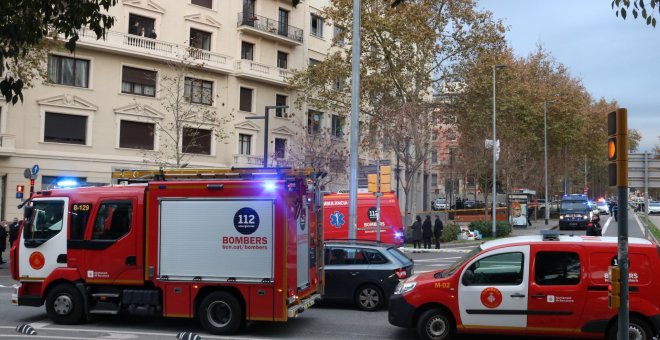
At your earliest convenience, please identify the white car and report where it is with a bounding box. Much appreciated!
[596,201,609,215]
[649,202,660,214]
[432,198,449,210]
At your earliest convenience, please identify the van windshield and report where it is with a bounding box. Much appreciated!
[24,200,65,242]
[561,201,587,211]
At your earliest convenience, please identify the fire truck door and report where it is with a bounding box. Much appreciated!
[83,200,141,284]
[296,201,310,290]
[458,245,530,329]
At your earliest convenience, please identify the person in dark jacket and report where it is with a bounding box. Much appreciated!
[0,221,7,264]
[586,214,602,236]
[8,218,20,247]
[422,215,432,249]
[434,216,444,249]
[411,216,422,249]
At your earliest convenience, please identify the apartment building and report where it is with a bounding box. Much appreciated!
[0,0,348,219]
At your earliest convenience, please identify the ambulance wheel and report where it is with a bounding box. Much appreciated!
[199,291,243,335]
[417,308,454,340]
[607,316,653,340]
[45,284,84,325]
[355,284,383,311]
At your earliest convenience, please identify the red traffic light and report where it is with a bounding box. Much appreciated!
[16,185,24,193]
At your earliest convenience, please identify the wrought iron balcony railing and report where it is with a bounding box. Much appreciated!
[237,12,303,43]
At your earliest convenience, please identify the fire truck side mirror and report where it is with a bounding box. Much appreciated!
[23,206,34,220]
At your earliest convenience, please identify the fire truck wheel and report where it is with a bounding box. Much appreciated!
[607,316,654,340]
[45,284,84,325]
[199,291,243,335]
[355,284,383,311]
[417,308,454,340]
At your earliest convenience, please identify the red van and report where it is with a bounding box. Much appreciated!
[323,192,404,246]
[388,232,660,340]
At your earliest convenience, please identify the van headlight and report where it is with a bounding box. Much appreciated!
[559,215,564,220]
[394,281,416,295]
[582,215,589,220]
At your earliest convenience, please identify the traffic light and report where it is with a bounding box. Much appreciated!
[368,174,378,193]
[607,108,627,187]
[380,165,392,193]
[16,185,24,199]
[608,265,621,309]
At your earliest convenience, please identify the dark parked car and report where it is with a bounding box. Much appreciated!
[323,241,414,311]
[463,200,485,209]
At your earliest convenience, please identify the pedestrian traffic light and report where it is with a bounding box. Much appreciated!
[607,108,627,187]
[16,185,24,199]
[368,174,378,193]
[608,265,621,309]
[380,165,392,193]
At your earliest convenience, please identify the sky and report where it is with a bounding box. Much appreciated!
[477,0,659,152]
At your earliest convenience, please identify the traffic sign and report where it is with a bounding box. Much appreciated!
[32,164,40,175]
[23,168,31,179]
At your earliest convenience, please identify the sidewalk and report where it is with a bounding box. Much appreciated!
[401,218,558,253]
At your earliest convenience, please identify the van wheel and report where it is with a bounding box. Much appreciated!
[198,292,243,335]
[607,316,654,340]
[355,284,383,311]
[45,284,84,325]
[417,308,454,340]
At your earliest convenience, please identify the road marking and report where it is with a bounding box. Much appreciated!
[413,257,464,262]
[602,216,612,235]
[30,322,53,329]
[631,212,648,238]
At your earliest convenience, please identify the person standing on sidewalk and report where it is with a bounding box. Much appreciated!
[422,215,432,249]
[0,220,7,264]
[434,216,444,249]
[9,217,20,247]
[411,216,422,250]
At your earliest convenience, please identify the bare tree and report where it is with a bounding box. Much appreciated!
[137,53,233,168]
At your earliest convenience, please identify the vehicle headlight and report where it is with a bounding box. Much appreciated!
[583,215,589,220]
[394,281,416,295]
[559,215,564,220]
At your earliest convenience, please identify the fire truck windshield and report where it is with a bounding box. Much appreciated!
[24,200,65,242]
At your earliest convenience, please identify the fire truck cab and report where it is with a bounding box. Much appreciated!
[11,168,324,335]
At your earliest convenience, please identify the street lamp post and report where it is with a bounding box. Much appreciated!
[246,105,289,168]
[492,64,505,237]
[544,101,549,225]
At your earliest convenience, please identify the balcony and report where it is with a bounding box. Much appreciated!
[234,60,293,86]
[76,29,234,74]
[233,154,296,167]
[237,13,303,46]
[0,134,16,156]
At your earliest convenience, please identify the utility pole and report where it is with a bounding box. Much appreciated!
[348,0,361,240]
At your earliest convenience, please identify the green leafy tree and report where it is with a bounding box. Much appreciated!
[0,0,118,104]
[288,0,505,226]
[612,0,659,26]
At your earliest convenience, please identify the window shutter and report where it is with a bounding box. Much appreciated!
[122,66,156,86]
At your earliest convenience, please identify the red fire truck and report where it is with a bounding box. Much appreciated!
[323,192,404,246]
[10,168,324,335]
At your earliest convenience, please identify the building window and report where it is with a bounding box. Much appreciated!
[431,174,438,187]
[182,127,212,155]
[44,112,87,145]
[274,138,286,158]
[241,41,254,60]
[277,51,288,69]
[121,66,156,97]
[239,87,253,112]
[278,8,289,36]
[128,13,155,36]
[275,94,287,117]
[191,0,212,9]
[333,25,345,46]
[120,120,154,150]
[432,131,438,140]
[239,133,252,155]
[447,130,457,141]
[47,55,89,88]
[331,114,343,138]
[190,28,211,50]
[333,77,344,91]
[431,151,438,163]
[308,110,323,135]
[184,77,213,105]
[310,14,324,38]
